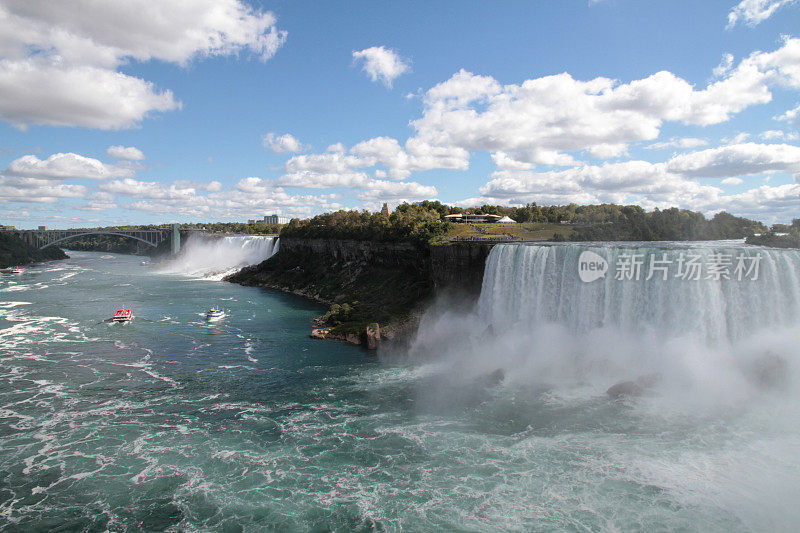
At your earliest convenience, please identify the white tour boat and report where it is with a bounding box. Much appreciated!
[206,307,225,321]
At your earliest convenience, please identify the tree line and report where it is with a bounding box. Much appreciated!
[278,201,769,244]
[279,203,451,246]
[746,219,800,248]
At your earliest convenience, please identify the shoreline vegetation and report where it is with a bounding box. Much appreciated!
[227,201,772,349]
[0,232,68,269]
[745,220,800,248]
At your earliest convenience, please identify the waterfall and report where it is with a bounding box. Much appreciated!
[407,241,800,398]
[156,235,279,280]
[401,243,800,522]
[478,243,800,342]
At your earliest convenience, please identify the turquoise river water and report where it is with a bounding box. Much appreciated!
[1,245,799,531]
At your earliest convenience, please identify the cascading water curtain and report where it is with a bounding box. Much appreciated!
[478,243,800,342]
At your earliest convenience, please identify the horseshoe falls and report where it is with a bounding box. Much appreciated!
[2,244,800,531]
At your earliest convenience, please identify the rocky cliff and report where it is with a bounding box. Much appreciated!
[430,242,495,294]
[227,238,434,346]
[227,238,498,350]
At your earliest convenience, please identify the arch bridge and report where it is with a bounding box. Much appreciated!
[17,224,182,254]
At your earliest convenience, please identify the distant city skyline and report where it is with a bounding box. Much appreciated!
[1,0,800,228]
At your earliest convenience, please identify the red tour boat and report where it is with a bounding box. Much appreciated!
[112,309,133,323]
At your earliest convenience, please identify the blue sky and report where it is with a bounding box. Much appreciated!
[1,0,800,228]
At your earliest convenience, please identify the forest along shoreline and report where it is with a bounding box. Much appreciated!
[0,232,68,269]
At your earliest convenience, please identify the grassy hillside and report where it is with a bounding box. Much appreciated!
[447,222,576,241]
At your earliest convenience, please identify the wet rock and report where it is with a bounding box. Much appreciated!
[310,328,329,339]
[607,373,662,399]
[606,380,643,399]
[366,323,380,350]
[475,368,505,388]
[310,328,363,347]
[751,352,789,390]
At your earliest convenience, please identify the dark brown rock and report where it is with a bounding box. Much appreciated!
[606,380,643,399]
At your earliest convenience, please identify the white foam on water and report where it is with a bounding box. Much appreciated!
[402,242,800,530]
[0,301,31,308]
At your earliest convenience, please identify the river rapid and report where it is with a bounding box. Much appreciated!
[1,242,799,531]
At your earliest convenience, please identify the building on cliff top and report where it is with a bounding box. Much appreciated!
[264,214,291,225]
[443,213,502,224]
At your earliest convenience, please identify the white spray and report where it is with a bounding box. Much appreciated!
[156,235,279,280]
[400,242,800,528]
[403,242,800,404]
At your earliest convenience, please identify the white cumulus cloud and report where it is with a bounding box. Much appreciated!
[352,46,410,88]
[726,0,797,28]
[0,60,179,130]
[76,191,117,211]
[0,0,286,129]
[4,153,135,180]
[99,178,198,200]
[357,179,437,201]
[107,145,145,161]
[666,143,800,178]
[721,177,744,185]
[401,37,800,169]
[262,133,308,153]
[119,177,342,219]
[646,138,709,150]
[478,161,722,209]
[777,103,800,126]
[0,176,87,203]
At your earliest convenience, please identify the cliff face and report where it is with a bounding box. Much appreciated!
[227,238,498,348]
[430,243,496,294]
[227,238,433,343]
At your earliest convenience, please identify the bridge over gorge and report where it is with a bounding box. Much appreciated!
[15,224,183,254]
